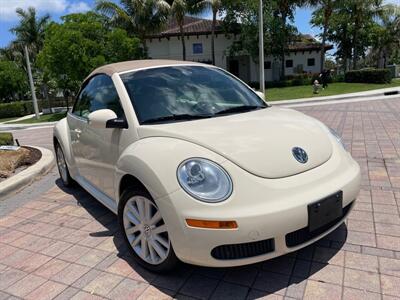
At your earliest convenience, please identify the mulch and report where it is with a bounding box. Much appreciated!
[0,146,42,180]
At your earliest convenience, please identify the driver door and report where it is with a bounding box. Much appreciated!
[68,74,125,198]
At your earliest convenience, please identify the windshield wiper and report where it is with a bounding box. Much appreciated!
[142,114,212,124]
[214,105,267,115]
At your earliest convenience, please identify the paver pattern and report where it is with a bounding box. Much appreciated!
[1,98,400,299]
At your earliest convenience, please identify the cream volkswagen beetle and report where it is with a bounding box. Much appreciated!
[54,60,361,272]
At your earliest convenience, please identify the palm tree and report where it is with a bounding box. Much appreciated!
[272,0,305,79]
[197,0,222,65]
[10,7,50,61]
[309,0,336,72]
[96,0,170,55]
[170,0,190,60]
[349,0,382,69]
[371,4,400,68]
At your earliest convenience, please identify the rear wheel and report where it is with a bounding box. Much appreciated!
[119,187,179,272]
[55,143,73,187]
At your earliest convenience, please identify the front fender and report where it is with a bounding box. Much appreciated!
[115,137,227,203]
[53,118,77,178]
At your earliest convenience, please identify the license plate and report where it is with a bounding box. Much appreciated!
[308,191,343,232]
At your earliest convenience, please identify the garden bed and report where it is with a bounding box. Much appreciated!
[0,146,42,181]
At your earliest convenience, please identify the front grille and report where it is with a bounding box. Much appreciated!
[211,238,275,260]
[285,201,354,248]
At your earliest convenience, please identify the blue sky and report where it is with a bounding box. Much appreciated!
[0,0,342,48]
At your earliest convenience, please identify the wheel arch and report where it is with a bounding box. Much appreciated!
[115,136,227,207]
[53,117,77,178]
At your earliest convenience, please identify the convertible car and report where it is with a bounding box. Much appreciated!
[54,60,361,272]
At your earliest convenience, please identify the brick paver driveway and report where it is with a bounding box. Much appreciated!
[1,98,400,300]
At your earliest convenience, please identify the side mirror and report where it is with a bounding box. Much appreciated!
[255,91,265,100]
[88,109,122,129]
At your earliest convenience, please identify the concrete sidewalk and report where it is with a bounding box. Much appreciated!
[0,113,44,125]
[0,122,57,131]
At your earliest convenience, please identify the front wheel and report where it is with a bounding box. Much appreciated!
[119,187,179,272]
[55,143,73,187]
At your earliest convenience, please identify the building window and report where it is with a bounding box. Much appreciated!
[193,43,203,54]
[286,60,293,68]
[307,58,315,66]
[264,61,271,69]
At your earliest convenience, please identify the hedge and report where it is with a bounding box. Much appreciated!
[249,73,344,90]
[0,132,13,146]
[0,101,35,118]
[345,69,392,84]
[0,98,70,119]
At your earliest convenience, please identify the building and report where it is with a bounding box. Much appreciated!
[146,16,333,83]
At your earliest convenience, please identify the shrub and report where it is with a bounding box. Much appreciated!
[0,132,13,145]
[332,74,345,83]
[0,101,38,119]
[0,102,26,118]
[248,72,344,90]
[345,69,392,84]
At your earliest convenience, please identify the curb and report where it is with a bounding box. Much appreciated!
[272,92,400,108]
[267,87,400,105]
[0,146,55,201]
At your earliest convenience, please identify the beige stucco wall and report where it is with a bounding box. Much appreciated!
[147,34,237,69]
[146,34,324,83]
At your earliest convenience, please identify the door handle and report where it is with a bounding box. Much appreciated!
[74,128,82,138]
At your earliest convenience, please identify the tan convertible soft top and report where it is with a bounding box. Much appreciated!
[87,59,204,79]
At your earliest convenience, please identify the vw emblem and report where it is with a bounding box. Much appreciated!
[292,147,308,164]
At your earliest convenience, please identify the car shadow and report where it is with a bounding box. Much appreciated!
[56,179,348,299]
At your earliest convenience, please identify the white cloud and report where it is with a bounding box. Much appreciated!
[0,0,92,21]
[67,1,91,14]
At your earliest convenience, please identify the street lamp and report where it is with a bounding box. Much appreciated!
[258,0,265,94]
[24,45,40,120]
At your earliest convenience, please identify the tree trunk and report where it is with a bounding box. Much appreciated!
[180,22,186,61]
[320,6,332,73]
[141,36,148,58]
[280,13,287,80]
[211,10,217,65]
[352,7,359,70]
[281,52,285,80]
[320,27,327,73]
[343,56,348,72]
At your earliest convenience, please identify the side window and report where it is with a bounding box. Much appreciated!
[72,75,124,118]
[72,83,91,118]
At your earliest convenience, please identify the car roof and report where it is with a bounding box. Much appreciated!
[87,59,205,78]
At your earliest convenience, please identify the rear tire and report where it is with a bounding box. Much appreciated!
[119,187,180,272]
[55,143,73,187]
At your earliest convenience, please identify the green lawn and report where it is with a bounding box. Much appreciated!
[0,132,13,145]
[0,116,18,123]
[7,112,66,124]
[266,79,400,101]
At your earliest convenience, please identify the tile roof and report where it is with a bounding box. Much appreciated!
[147,16,333,51]
[147,16,224,38]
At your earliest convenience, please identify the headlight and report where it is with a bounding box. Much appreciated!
[177,158,233,203]
[329,127,345,148]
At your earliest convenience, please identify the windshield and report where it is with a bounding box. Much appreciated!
[120,66,267,124]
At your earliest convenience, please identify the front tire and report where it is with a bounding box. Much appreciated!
[55,143,73,187]
[119,187,179,272]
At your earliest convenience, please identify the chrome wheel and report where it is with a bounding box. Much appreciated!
[123,196,170,265]
[56,146,68,183]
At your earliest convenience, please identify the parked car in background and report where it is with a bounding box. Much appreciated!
[54,60,361,272]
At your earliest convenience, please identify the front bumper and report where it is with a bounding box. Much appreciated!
[155,147,361,267]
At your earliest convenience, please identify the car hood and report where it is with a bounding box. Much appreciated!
[137,107,333,178]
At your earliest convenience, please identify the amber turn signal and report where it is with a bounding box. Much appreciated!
[186,219,238,229]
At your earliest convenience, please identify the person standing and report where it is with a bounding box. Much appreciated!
[319,69,331,89]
